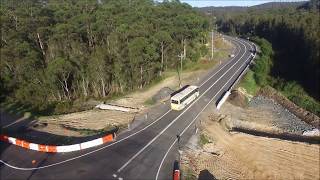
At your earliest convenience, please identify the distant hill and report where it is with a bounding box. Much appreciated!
[252,1,308,9]
[197,1,309,15]
[298,0,320,10]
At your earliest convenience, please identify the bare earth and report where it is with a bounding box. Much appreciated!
[181,92,320,180]
[35,69,217,136]
[113,70,208,108]
[39,109,134,130]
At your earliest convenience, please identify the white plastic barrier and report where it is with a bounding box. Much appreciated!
[96,103,136,112]
[8,137,16,144]
[217,91,231,110]
[0,133,114,153]
[80,138,103,149]
[56,144,81,152]
[29,143,39,151]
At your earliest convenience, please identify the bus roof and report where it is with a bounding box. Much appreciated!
[171,85,198,100]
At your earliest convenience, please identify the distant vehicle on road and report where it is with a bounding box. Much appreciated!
[229,54,235,58]
[170,85,199,111]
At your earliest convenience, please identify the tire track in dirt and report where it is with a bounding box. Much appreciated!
[202,118,320,179]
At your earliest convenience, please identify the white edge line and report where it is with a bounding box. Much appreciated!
[199,38,241,87]
[0,37,246,171]
[0,110,171,171]
[117,38,248,173]
[155,39,255,180]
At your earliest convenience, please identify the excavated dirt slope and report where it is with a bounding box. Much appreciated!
[181,89,319,180]
[182,117,320,180]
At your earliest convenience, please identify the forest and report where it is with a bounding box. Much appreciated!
[0,0,209,114]
[213,0,320,115]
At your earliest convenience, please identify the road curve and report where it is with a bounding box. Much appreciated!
[0,36,255,180]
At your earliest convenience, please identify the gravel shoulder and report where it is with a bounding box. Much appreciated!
[248,95,314,134]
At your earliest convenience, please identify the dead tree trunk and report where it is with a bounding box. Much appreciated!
[101,78,106,97]
[37,33,46,65]
[160,42,164,76]
[82,77,88,97]
[183,39,186,59]
[140,66,143,89]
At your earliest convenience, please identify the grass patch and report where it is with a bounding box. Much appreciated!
[183,167,197,180]
[1,101,32,116]
[239,70,259,95]
[144,98,156,106]
[184,59,217,72]
[62,125,118,136]
[184,51,228,72]
[199,134,210,147]
[274,81,320,116]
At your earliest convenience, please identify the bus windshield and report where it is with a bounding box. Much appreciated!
[171,100,179,104]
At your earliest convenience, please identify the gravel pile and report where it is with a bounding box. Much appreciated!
[249,96,314,134]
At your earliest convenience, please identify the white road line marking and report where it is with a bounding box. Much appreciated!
[0,110,171,171]
[199,38,241,87]
[113,174,117,178]
[155,39,255,180]
[0,37,245,171]
[155,139,178,180]
[2,117,30,128]
[117,38,248,173]
[118,177,123,180]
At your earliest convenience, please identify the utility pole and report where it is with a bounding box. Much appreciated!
[211,15,216,60]
[178,53,184,87]
[211,29,214,60]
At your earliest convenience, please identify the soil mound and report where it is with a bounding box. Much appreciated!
[228,90,247,108]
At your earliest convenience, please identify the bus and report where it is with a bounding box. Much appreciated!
[170,85,199,111]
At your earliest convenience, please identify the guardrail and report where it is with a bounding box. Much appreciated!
[0,133,115,153]
[216,41,257,110]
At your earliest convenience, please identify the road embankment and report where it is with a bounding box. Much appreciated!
[259,86,319,129]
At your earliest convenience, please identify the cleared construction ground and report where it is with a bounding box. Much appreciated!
[181,89,320,180]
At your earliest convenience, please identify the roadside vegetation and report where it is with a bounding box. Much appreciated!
[0,0,211,115]
[216,1,320,116]
[239,37,320,116]
[199,134,210,147]
[239,70,258,95]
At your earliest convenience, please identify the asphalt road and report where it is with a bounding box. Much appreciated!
[0,36,255,180]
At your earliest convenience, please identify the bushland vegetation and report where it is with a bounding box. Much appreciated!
[0,0,209,114]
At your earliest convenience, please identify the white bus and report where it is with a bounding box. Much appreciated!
[170,85,199,111]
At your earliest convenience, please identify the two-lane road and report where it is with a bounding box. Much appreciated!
[0,36,255,180]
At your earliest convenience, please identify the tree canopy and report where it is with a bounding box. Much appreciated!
[212,0,320,115]
[0,0,209,113]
